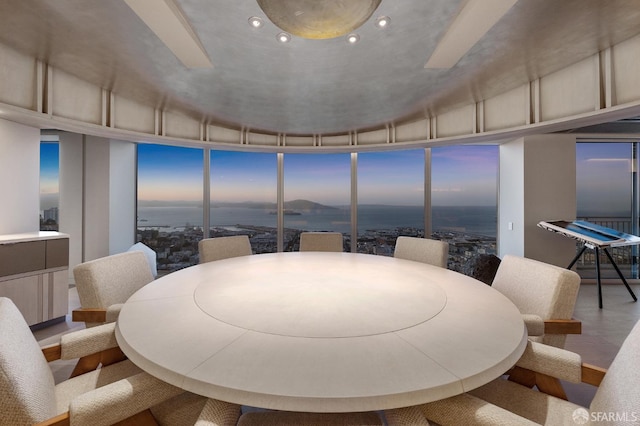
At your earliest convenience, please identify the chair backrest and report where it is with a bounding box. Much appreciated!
[126,242,158,277]
[590,318,640,417]
[299,232,343,252]
[393,236,449,268]
[198,235,253,263]
[73,251,154,312]
[491,255,580,347]
[0,297,57,424]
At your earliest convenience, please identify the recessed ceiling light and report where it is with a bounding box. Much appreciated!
[248,16,263,28]
[347,33,360,44]
[375,16,390,28]
[277,32,291,43]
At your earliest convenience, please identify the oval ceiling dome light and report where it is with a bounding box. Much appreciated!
[248,16,263,28]
[347,33,360,44]
[257,0,381,40]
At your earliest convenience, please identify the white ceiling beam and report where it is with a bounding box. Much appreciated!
[123,0,213,68]
[425,0,517,69]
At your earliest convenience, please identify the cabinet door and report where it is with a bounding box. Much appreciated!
[0,275,41,325]
[49,270,69,319]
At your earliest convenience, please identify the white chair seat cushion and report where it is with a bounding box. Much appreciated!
[384,405,431,425]
[468,378,582,425]
[192,398,241,426]
[54,359,141,415]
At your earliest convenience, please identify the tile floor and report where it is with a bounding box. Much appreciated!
[32,282,640,409]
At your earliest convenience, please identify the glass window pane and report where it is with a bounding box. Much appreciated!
[284,153,351,251]
[576,142,633,279]
[137,144,203,274]
[357,149,424,255]
[40,142,59,231]
[431,145,498,272]
[210,150,277,253]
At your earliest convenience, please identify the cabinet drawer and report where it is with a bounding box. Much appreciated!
[0,241,46,277]
[46,238,69,268]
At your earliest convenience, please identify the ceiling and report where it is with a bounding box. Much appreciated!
[1,0,640,137]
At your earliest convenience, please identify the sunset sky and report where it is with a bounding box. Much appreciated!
[135,144,499,206]
[41,142,631,212]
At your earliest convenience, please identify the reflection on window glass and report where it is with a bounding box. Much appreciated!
[137,144,203,274]
[210,150,277,253]
[40,143,60,231]
[357,149,424,256]
[576,142,633,279]
[284,153,351,251]
[431,145,498,272]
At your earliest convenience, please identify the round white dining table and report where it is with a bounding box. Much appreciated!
[115,252,527,413]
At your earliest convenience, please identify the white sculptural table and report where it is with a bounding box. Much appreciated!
[116,252,526,412]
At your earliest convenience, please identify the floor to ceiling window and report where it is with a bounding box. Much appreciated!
[39,141,60,231]
[576,142,636,279]
[210,150,277,253]
[357,149,425,256]
[135,143,500,274]
[283,153,351,251]
[431,145,498,272]
[137,144,204,273]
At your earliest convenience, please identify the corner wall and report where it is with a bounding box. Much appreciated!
[499,134,577,266]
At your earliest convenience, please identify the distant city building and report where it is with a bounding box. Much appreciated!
[43,207,59,223]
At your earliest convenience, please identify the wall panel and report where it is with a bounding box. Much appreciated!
[164,110,200,140]
[540,56,597,121]
[358,128,388,145]
[114,95,155,134]
[612,34,640,105]
[396,119,429,142]
[247,131,278,146]
[436,104,474,138]
[0,45,37,110]
[51,68,102,124]
[484,85,528,131]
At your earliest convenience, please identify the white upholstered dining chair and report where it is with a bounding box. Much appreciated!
[393,236,449,268]
[416,318,640,425]
[0,297,241,426]
[72,250,155,327]
[198,235,253,263]
[491,255,582,349]
[299,231,344,252]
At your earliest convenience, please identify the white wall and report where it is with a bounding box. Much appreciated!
[498,134,577,266]
[57,131,84,282]
[83,136,136,261]
[0,118,40,234]
[83,136,111,261]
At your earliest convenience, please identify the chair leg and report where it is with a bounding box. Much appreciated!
[70,347,127,378]
[507,366,536,388]
[535,373,568,400]
[113,410,159,426]
[70,353,101,378]
[99,346,127,367]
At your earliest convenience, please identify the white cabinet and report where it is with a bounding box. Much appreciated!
[0,232,69,326]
